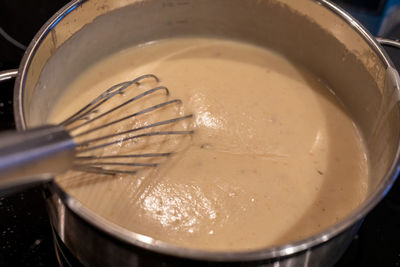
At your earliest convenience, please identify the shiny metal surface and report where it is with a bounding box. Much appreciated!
[45,186,362,266]
[376,37,400,49]
[59,73,193,176]
[11,0,400,266]
[0,69,18,82]
[0,71,193,193]
[0,125,75,193]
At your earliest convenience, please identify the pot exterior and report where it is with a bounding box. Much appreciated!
[45,182,361,267]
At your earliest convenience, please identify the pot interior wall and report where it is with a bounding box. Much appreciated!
[24,0,399,199]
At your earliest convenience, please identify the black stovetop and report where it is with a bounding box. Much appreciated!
[1,1,400,266]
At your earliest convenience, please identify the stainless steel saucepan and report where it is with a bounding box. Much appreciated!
[1,0,400,266]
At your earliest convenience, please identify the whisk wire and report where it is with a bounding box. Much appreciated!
[60,82,130,126]
[74,99,181,138]
[62,74,192,176]
[69,85,169,132]
[74,162,159,168]
[76,115,193,149]
[77,130,194,154]
[61,74,160,127]
[75,152,173,160]
[72,166,139,175]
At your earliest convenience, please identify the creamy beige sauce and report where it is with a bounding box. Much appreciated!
[49,38,369,251]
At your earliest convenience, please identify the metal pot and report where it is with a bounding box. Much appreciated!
[1,0,400,266]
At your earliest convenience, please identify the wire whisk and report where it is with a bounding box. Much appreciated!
[62,74,194,175]
[0,74,194,191]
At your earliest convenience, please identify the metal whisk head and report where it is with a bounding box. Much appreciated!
[59,74,193,176]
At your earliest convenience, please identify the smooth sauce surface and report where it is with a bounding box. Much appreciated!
[49,38,369,251]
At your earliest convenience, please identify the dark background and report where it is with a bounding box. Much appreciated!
[1,0,400,266]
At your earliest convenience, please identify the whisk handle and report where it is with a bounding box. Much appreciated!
[0,125,75,194]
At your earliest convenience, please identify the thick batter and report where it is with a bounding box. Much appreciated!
[49,38,369,251]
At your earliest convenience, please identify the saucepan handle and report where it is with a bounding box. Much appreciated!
[0,69,18,82]
[376,37,400,49]
[376,37,400,101]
